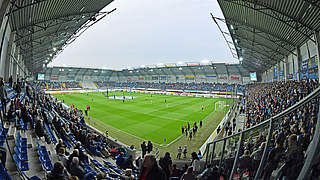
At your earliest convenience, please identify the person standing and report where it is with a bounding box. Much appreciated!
[200,120,202,128]
[180,167,196,180]
[189,130,193,140]
[181,126,184,134]
[141,141,147,157]
[0,79,8,119]
[139,154,166,180]
[159,152,172,179]
[147,141,153,153]
[183,146,188,159]
[191,152,201,174]
[8,76,12,88]
[177,146,182,160]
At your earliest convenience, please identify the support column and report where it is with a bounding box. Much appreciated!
[315,31,320,83]
[264,71,267,82]
[284,57,288,82]
[12,57,17,82]
[4,33,13,81]
[292,55,295,81]
[0,0,10,28]
[296,47,302,81]
[0,0,10,77]
[277,63,280,82]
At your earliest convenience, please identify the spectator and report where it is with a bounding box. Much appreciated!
[147,141,153,153]
[68,149,79,169]
[35,119,45,140]
[180,167,196,180]
[181,164,188,175]
[238,150,252,179]
[191,152,200,174]
[183,146,188,159]
[197,164,215,180]
[262,138,284,180]
[170,164,181,178]
[0,79,7,119]
[250,142,265,172]
[75,142,88,163]
[283,134,304,180]
[47,161,68,180]
[69,157,86,179]
[177,146,182,159]
[159,152,172,179]
[56,139,66,154]
[57,148,68,169]
[298,126,310,153]
[141,141,147,157]
[122,169,135,180]
[8,76,12,88]
[139,154,166,180]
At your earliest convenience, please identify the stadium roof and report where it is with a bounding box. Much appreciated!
[216,0,320,72]
[44,63,251,78]
[9,0,115,72]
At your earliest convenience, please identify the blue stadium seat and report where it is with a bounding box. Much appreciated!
[84,171,97,180]
[14,147,28,161]
[14,146,27,155]
[82,161,95,173]
[0,163,12,180]
[40,159,53,171]
[91,159,110,174]
[104,161,123,174]
[13,154,29,171]
[30,176,42,180]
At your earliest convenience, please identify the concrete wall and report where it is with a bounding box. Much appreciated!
[262,34,319,82]
[0,1,29,82]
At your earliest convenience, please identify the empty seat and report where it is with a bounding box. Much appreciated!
[13,154,29,171]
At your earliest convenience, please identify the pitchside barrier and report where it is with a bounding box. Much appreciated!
[45,88,242,99]
[199,99,239,156]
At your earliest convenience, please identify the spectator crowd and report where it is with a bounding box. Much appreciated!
[0,77,319,180]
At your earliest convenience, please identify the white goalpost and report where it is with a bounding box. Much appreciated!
[214,101,225,112]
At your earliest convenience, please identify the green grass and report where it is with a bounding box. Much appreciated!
[53,92,233,157]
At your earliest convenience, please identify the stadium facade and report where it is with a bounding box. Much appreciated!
[0,0,319,180]
[42,63,253,84]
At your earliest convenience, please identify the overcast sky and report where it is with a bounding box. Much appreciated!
[49,0,236,70]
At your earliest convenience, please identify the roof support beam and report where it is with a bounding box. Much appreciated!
[233,25,297,56]
[233,33,288,57]
[226,0,315,43]
[14,12,96,42]
[239,43,283,63]
[211,14,239,59]
[225,17,296,47]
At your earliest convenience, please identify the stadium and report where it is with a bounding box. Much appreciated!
[0,0,319,180]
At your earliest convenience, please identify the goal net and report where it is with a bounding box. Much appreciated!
[215,101,225,112]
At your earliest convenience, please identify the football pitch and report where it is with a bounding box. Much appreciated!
[52,92,232,146]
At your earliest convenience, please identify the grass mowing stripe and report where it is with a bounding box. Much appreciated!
[53,92,230,145]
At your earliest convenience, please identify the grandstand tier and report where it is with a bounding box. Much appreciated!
[0,0,319,179]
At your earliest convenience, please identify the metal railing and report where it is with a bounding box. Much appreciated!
[205,86,320,180]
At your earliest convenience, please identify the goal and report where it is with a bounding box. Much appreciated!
[215,101,225,112]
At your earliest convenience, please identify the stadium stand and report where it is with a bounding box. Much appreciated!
[0,0,319,179]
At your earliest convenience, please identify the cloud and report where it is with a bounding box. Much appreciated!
[50,0,234,69]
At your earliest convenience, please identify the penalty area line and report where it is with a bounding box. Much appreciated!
[159,134,184,147]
